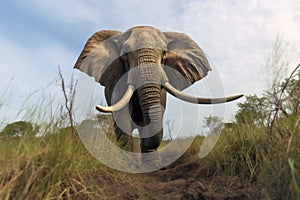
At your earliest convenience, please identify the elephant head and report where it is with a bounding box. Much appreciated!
[74,26,243,164]
[74,26,243,109]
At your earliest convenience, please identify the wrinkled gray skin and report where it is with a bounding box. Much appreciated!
[74,26,215,163]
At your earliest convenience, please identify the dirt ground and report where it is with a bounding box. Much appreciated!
[90,158,260,200]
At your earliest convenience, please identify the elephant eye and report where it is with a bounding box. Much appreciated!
[121,44,131,55]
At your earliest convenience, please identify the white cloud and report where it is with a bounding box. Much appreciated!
[171,0,300,95]
[24,0,177,30]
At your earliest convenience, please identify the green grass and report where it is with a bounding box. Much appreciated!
[0,129,114,199]
[201,118,300,199]
[0,114,299,199]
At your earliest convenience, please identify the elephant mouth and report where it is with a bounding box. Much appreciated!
[95,70,244,113]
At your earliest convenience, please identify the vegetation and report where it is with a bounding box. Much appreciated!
[0,41,299,199]
[0,121,39,138]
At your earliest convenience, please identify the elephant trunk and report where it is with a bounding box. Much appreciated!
[132,49,164,152]
[137,83,164,152]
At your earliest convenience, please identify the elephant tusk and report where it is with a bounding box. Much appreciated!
[96,85,135,113]
[162,82,244,104]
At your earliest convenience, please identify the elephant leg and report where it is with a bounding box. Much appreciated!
[112,106,134,152]
[113,122,133,152]
[138,126,163,167]
[105,84,134,152]
[139,128,163,153]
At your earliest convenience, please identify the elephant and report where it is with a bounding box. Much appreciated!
[74,26,243,166]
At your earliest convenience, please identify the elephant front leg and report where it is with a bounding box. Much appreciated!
[113,123,133,152]
[139,128,163,153]
[112,110,134,152]
[138,123,163,168]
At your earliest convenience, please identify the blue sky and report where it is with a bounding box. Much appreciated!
[1,0,300,135]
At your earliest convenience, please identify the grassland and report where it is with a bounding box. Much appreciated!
[0,113,299,199]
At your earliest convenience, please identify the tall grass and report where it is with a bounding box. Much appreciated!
[0,112,299,199]
[1,129,99,199]
[200,116,300,199]
[0,126,155,199]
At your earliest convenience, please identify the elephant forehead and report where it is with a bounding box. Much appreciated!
[119,27,167,54]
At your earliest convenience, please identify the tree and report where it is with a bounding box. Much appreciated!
[96,114,113,133]
[165,119,175,140]
[235,95,267,126]
[283,71,300,116]
[266,64,300,133]
[58,66,77,137]
[0,121,39,138]
[203,115,223,133]
[262,37,300,132]
[78,114,113,137]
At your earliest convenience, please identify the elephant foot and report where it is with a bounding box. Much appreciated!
[141,150,165,171]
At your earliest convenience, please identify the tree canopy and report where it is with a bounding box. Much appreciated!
[0,121,38,138]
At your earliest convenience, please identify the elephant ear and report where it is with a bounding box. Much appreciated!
[163,32,211,91]
[74,30,125,86]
